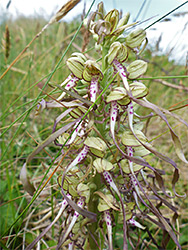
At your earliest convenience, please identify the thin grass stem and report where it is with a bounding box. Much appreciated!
[144,1,188,30]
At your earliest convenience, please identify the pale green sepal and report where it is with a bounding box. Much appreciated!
[127,60,147,79]
[125,28,146,48]
[93,158,113,173]
[120,159,143,174]
[84,137,107,151]
[121,130,148,147]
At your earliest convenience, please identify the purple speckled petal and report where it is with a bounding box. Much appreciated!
[103,171,120,196]
[113,59,130,92]
[66,145,89,173]
[90,77,99,102]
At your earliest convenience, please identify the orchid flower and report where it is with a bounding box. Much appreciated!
[22,3,185,250]
[82,60,103,105]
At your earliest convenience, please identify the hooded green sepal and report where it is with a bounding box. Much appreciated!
[106,86,127,102]
[66,52,87,79]
[127,60,147,79]
[117,202,135,221]
[63,175,79,197]
[120,159,143,174]
[106,82,148,106]
[129,81,148,98]
[70,106,88,119]
[125,28,146,48]
[104,9,119,34]
[83,60,103,82]
[108,41,128,64]
[118,82,148,105]
[93,158,113,173]
[121,129,149,147]
[97,192,119,212]
[84,136,107,157]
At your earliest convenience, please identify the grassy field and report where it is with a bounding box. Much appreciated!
[0,8,188,250]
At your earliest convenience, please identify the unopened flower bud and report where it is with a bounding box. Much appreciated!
[97,1,105,16]
[66,53,87,79]
[125,28,146,48]
[108,41,128,64]
[93,19,111,36]
[116,12,130,28]
[127,60,147,79]
[104,9,119,33]
[83,60,103,82]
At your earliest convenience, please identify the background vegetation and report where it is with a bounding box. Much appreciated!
[0,6,188,249]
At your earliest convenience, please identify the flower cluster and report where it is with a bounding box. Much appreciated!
[24,2,186,250]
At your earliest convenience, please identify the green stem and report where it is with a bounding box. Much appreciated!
[138,75,188,80]
[51,177,54,238]
[145,1,188,30]
[101,45,109,73]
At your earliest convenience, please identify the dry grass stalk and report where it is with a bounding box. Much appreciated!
[2,25,11,62]
[81,2,91,52]
[49,0,81,24]
[153,78,188,91]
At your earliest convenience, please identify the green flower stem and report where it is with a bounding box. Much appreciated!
[95,45,112,136]
[101,45,109,74]
[138,75,188,80]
